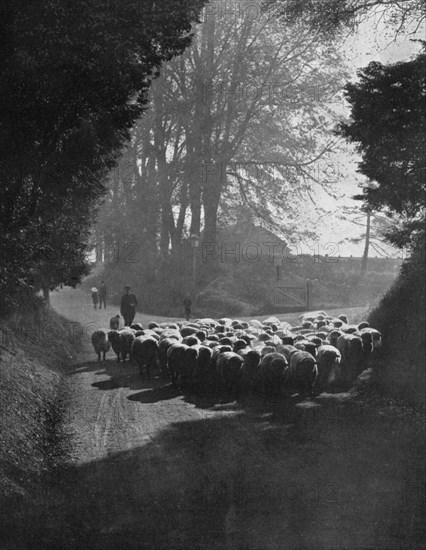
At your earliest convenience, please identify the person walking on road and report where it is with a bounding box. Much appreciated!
[183,293,192,321]
[120,285,138,326]
[91,287,99,309]
[99,280,107,309]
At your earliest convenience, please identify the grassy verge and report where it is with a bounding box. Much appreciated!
[0,305,82,548]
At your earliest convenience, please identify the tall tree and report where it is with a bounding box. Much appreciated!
[0,0,207,311]
[337,48,426,249]
[97,0,348,256]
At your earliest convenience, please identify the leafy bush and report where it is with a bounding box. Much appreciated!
[368,231,426,404]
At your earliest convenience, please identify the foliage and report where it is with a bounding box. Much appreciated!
[263,0,425,38]
[337,48,426,249]
[93,0,349,296]
[368,229,425,403]
[0,0,206,312]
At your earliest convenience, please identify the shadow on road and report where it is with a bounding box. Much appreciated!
[128,383,180,404]
[4,392,425,550]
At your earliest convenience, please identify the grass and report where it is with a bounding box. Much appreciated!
[0,306,81,546]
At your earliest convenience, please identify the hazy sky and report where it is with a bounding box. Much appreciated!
[307,13,424,258]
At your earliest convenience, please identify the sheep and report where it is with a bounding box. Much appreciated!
[130,323,144,331]
[118,328,136,362]
[326,330,343,348]
[195,330,207,342]
[216,351,244,395]
[287,350,318,395]
[275,344,298,363]
[167,343,189,389]
[359,327,382,350]
[131,336,158,379]
[337,334,364,386]
[233,339,247,353]
[192,345,213,393]
[182,335,201,347]
[315,345,341,391]
[257,352,288,395]
[109,314,121,330]
[159,330,181,342]
[181,326,198,337]
[158,337,178,378]
[148,322,159,329]
[107,330,121,362]
[240,349,261,392]
[219,336,233,347]
[91,330,111,361]
[260,345,276,357]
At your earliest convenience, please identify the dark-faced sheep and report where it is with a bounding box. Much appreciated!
[210,345,233,371]
[260,345,276,357]
[91,330,111,361]
[192,345,213,393]
[257,352,288,395]
[287,350,318,395]
[216,352,244,395]
[233,339,247,353]
[158,337,178,378]
[337,334,364,386]
[131,336,158,378]
[109,315,121,330]
[275,344,298,363]
[240,349,261,392]
[167,343,189,389]
[182,335,201,347]
[118,328,136,362]
[180,326,198,337]
[107,330,121,362]
[326,330,343,348]
[359,327,382,350]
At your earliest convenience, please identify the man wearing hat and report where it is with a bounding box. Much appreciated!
[120,285,138,326]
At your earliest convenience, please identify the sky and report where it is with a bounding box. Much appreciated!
[304,11,424,258]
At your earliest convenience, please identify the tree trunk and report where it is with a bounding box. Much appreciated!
[42,287,50,305]
[202,178,222,245]
[361,210,371,276]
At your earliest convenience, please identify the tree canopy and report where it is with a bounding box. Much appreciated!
[263,0,425,38]
[337,47,426,248]
[0,0,206,311]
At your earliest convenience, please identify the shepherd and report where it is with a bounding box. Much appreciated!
[99,280,107,309]
[183,293,192,321]
[120,285,138,326]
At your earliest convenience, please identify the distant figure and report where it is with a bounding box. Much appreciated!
[120,285,138,326]
[109,314,120,330]
[99,280,107,309]
[91,287,99,309]
[183,294,192,321]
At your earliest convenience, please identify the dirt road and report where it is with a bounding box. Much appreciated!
[40,288,425,550]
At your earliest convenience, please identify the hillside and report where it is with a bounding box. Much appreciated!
[0,306,81,546]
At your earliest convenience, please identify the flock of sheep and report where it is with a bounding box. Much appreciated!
[91,310,382,397]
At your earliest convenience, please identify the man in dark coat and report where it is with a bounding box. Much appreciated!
[183,294,192,321]
[99,280,107,309]
[120,285,138,326]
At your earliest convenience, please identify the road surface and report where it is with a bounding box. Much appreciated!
[40,288,425,550]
